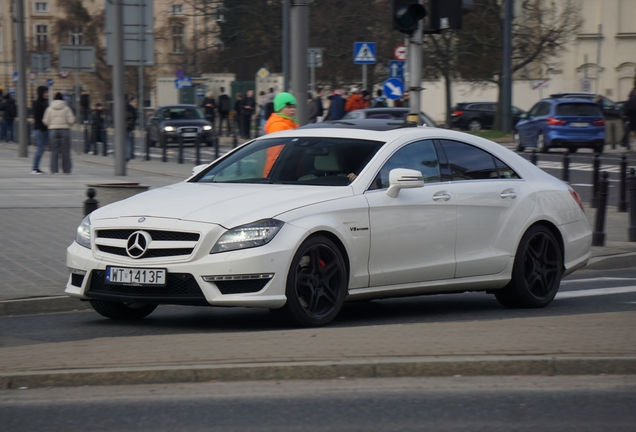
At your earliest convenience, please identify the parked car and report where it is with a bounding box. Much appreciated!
[146,105,214,149]
[514,98,605,153]
[451,102,526,131]
[67,126,591,327]
[550,93,623,119]
[342,107,438,127]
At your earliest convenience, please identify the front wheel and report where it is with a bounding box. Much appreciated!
[271,235,347,327]
[468,119,482,131]
[494,225,562,308]
[90,299,157,320]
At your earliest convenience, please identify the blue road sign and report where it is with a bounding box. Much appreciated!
[13,71,18,82]
[175,76,193,89]
[383,78,405,100]
[46,78,54,87]
[353,42,376,65]
[388,61,405,79]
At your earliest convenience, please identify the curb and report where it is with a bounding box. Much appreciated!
[2,356,635,389]
[0,296,91,317]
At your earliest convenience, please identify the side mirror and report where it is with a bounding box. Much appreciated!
[191,164,208,177]
[520,113,528,119]
[386,168,424,198]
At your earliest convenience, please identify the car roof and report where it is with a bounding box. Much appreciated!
[300,119,419,131]
[544,97,597,105]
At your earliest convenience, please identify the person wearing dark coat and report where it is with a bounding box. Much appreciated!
[241,89,256,138]
[326,88,345,121]
[31,86,49,174]
[622,88,636,149]
[217,87,232,136]
[0,94,17,142]
[80,90,90,123]
[234,93,243,137]
[92,103,106,155]
[307,88,324,123]
[125,96,138,161]
[201,92,217,135]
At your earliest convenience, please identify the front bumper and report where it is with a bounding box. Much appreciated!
[65,218,307,309]
[163,130,212,144]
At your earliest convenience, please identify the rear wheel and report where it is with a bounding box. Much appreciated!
[271,235,347,327]
[90,299,157,320]
[494,225,562,308]
[514,131,524,152]
[468,119,482,131]
[537,133,548,153]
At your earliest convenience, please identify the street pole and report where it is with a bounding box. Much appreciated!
[113,0,126,176]
[15,0,29,157]
[408,5,422,120]
[290,0,308,125]
[362,64,367,93]
[595,24,602,94]
[501,0,513,134]
[138,0,146,161]
[282,0,291,92]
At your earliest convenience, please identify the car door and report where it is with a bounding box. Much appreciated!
[365,139,457,286]
[519,102,546,145]
[439,139,533,278]
[483,103,497,128]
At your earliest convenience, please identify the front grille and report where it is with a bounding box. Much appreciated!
[87,270,205,298]
[97,230,199,242]
[179,127,199,133]
[71,273,85,287]
[216,279,269,295]
[98,245,129,257]
[95,229,200,259]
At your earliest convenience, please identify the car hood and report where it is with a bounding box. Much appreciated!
[90,182,354,228]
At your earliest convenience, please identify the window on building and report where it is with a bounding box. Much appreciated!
[172,24,185,53]
[35,2,49,13]
[171,4,184,15]
[69,27,83,45]
[35,24,49,51]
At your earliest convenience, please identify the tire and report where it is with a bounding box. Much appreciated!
[468,119,482,131]
[537,132,548,153]
[271,235,348,327]
[514,130,524,152]
[90,299,157,320]
[494,225,562,308]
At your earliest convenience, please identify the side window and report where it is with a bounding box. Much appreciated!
[494,157,521,179]
[527,103,541,118]
[440,140,498,181]
[371,140,441,190]
[486,104,497,111]
[536,102,551,117]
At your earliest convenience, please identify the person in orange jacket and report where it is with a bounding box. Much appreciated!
[345,87,368,112]
[263,92,299,176]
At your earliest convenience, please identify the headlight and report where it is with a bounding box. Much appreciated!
[203,125,212,131]
[211,219,284,254]
[164,126,175,132]
[75,215,91,249]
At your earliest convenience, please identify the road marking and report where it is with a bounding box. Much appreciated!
[561,277,636,285]
[556,286,636,299]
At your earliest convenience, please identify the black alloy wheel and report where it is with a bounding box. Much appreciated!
[495,225,562,308]
[90,299,158,320]
[271,235,347,327]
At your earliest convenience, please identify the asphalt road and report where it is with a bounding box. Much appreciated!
[2,267,636,346]
[2,376,635,431]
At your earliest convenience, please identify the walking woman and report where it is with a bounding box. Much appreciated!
[43,92,75,174]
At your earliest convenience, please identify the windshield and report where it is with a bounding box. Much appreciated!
[556,103,601,117]
[161,107,204,120]
[193,137,385,186]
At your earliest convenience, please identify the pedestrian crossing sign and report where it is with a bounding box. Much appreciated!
[353,42,376,65]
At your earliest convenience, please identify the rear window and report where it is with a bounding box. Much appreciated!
[555,103,601,117]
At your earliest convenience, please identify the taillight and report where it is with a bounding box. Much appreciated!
[568,186,585,213]
[593,118,605,126]
[452,111,463,117]
[547,117,567,126]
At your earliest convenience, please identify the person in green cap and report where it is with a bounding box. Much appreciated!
[264,92,299,134]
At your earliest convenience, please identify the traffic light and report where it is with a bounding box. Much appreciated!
[393,0,427,35]
[427,0,474,32]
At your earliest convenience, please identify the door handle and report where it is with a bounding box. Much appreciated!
[432,192,451,202]
[500,190,517,199]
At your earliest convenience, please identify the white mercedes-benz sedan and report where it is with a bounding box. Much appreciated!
[66,125,592,326]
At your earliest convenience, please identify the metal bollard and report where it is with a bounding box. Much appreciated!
[161,133,168,163]
[194,135,201,166]
[254,115,260,138]
[214,135,220,160]
[233,130,238,148]
[530,149,537,165]
[592,171,609,247]
[611,123,616,150]
[84,188,99,216]
[84,125,89,153]
[624,121,631,150]
[629,168,636,242]
[178,134,184,164]
[618,154,628,212]
[591,153,601,208]
[562,151,570,183]
[145,132,150,161]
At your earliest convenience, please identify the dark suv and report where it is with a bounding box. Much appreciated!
[451,102,526,131]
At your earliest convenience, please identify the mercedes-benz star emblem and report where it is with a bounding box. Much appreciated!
[138,217,146,223]
[126,231,152,258]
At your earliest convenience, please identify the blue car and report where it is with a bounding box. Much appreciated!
[514,98,605,153]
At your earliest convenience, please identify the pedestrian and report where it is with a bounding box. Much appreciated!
[241,89,256,138]
[371,89,388,108]
[43,92,74,174]
[258,90,268,133]
[326,87,345,121]
[30,86,49,174]
[345,87,367,112]
[0,94,17,142]
[125,96,137,161]
[217,87,232,136]
[307,87,324,123]
[234,93,243,137]
[264,87,276,121]
[80,89,90,123]
[622,88,636,149]
[92,102,106,155]
[201,91,217,135]
[263,92,299,176]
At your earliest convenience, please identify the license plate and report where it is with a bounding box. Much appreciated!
[182,132,197,137]
[570,122,589,128]
[106,266,166,286]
